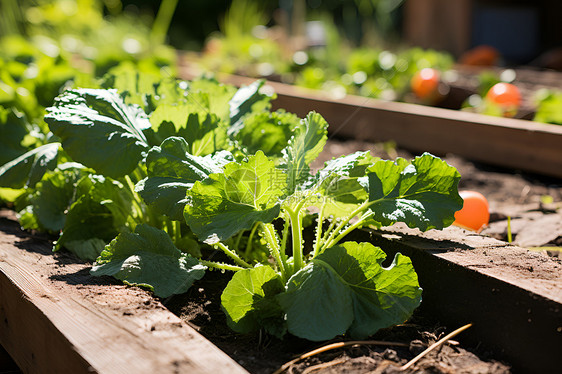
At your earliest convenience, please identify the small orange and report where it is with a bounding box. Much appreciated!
[486,82,521,116]
[453,191,490,232]
[411,68,440,101]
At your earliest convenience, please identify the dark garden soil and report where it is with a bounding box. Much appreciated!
[164,139,562,374]
[1,139,561,374]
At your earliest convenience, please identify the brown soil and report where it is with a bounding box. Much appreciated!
[163,139,562,374]
[165,268,511,374]
[2,139,561,374]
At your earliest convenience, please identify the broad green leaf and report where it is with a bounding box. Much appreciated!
[185,151,285,243]
[367,153,463,231]
[0,143,60,189]
[55,174,133,261]
[340,243,422,338]
[0,107,31,166]
[278,242,422,341]
[232,110,301,159]
[277,260,354,341]
[188,78,236,122]
[221,266,286,338]
[45,89,150,178]
[136,137,232,221]
[282,112,328,193]
[312,151,379,217]
[91,224,206,298]
[229,80,271,130]
[149,105,227,156]
[99,64,184,110]
[533,89,562,125]
[17,168,80,233]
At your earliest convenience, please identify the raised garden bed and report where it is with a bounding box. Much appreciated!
[1,202,560,373]
[179,65,562,179]
[1,51,560,374]
[0,210,247,374]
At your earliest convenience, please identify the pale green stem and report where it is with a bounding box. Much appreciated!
[233,230,245,252]
[323,211,373,250]
[313,201,326,257]
[260,223,289,279]
[174,221,182,244]
[321,216,338,243]
[123,174,146,225]
[200,260,246,272]
[244,224,259,257]
[319,200,371,252]
[150,0,179,46]
[214,242,252,268]
[287,208,304,272]
[279,212,290,263]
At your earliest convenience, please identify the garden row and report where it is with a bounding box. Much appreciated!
[181,64,562,179]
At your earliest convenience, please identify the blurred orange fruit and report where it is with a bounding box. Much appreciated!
[486,82,521,117]
[411,68,440,101]
[459,45,500,66]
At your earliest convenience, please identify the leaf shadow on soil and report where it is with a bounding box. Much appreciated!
[49,268,121,287]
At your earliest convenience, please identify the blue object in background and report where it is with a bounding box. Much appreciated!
[471,5,540,64]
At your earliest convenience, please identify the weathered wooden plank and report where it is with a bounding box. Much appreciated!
[270,83,562,179]
[0,210,248,374]
[179,66,562,178]
[349,225,562,373]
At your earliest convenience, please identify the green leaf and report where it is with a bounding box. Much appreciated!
[278,259,354,341]
[185,151,285,243]
[533,89,562,125]
[136,137,232,221]
[99,65,184,110]
[55,174,133,261]
[367,153,463,231]
[149,105,227,156]
[188,78,236,122]
[0,143,60,189]
[231,110,301,159]
[313,151,378,217]
[282,112,328,193]
[91,224,206,298]
[278,242,422,341]
[0,107,31,166]
[17,168,80,233]
[45,89,150,178]
[221,266,286,338]
[229,80,271,129]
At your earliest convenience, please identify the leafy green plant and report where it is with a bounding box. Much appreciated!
[1,57,463,341]
[98,105,462,340]
[533,88,562,125]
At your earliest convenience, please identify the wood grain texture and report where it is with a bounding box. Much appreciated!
[270,85,562,179]
[0,211,248,374]
[179,66,562,178]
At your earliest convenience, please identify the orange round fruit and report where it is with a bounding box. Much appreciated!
[453,191,490,232]
[411,68,440,100]
[485,82,521,116]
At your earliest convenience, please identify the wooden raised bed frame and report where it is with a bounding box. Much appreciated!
[180,67,562,179]
[1,209,560,373]
[0,210,248,374]
[2,69,561,373]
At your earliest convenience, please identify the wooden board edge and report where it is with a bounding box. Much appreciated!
[0,211,249,374]
[179,66,562,178]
